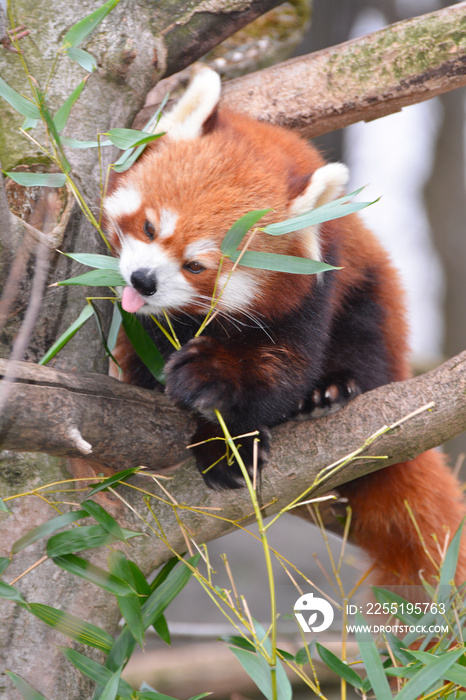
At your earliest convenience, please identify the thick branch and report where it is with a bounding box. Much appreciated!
[1,352,465,495]
[220,2,466,137]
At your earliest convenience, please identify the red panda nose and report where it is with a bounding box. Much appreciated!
[130,269,157,297]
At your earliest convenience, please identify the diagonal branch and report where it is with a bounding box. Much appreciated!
[0,352,465,503]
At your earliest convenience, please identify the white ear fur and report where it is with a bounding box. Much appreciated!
[157,67,221,141]
[289,163,349,262]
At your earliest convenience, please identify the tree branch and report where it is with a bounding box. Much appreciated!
[1,352,465,499]
[220,2,466,137]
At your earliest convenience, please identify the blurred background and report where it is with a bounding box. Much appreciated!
[124,1,466,697]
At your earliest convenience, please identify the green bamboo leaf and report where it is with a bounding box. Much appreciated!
[4,171,66,188]
[34,91,71,174]
[229,250,339,275]
[81,500,126,539]
[384,632,416,665]
[28,603,113,652]
[22,116,39,130]
[294,641,315,666]
[0,496,10,512]
[63,0,122,47]
[106,128,163,150]
[53,79,87,132]
[0,76,40,118]
[65,47,97,72]
[263,188,373,235]
[46,524,141,557]
[112,143,147,173]
[108,551,145,647]
[0,580,26,603]
[316,643,364,690]
[229,647,292,700]
[220,209,271,255]
[119,306,165,384]
[152,613,170,645]
[394,648,465,700]
[142,555,200,629]
[128,559,152,597]
[439,518,464,591]
[59,647,133,698]
[5,671,48,700]
[107,302,122,353]
[85,466,141,499]
[12,510,87,553]
[61,136,111,149]
[57,268,126,287]
[354,612,392,700]
[39,304,94,365]
[0,557,10,576]
[98,666,121,700]
[62,252,120,270]
[53,554,138,596]
[219,635,256,652]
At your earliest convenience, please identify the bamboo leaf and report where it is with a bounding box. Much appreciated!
[98,666,121,700]
[152,612,170,645]
[12,510,87,553]
[59,647,133,698]
[53,554,138,596]
[229,647,292,700]
[85,466,141,499]
[28,603,114,652]
[107,302,122,353]
[439,518,464,591]
[395,648,465,700]
[63,0,122,47]
[220,209,271,255]
[0,496,10,512]
[106,128,163,150]
[65,47,97,72]
[62,252,120,270]
[5,671,48,700]
[219,635,256,652]
[316,643,364,690]
[119,306,165,384]
[46,524,141,557]
[141,555,200,629]
[0,580,26,603]
[0,76,40,118]
[39,304,94,365]
[108,551,145,647]
[57,268,126,287]
[229,250,339,274]
[263,188,374,235]
[0,557,10,576]
[53,79,87,132]
[4,171,66,188]
[354,612,392,700]
[81,500,126,539]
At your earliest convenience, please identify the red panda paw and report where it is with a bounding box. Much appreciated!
[165,336,240,419]
[294,376,361,421]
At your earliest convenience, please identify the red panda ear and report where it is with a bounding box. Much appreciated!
[289,163,349,216]
[157,67,221,142]
[287,172,312,201]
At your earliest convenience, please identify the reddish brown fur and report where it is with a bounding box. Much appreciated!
[106,99,466,588]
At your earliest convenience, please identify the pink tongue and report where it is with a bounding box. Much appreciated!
[121,286,146,313]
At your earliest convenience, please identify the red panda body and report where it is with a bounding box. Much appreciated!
[104,69,466,587]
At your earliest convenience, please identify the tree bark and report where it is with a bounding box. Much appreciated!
[1,353,466,481]
[221,1,466,137]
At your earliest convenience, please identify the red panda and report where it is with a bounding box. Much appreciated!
[103,67,466,588]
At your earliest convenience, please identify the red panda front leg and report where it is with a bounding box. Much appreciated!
[165,334,311,488]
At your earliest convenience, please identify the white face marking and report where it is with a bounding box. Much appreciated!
[184,239,218,260]
[158,208,179,239]
[119,237,195,315]
[104,186,141,219]
[216,270,260,314]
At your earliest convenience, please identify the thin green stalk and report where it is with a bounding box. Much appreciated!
[149,314,180,350]
[214,409,278,699]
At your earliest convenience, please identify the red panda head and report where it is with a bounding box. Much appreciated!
[103,68,349,320]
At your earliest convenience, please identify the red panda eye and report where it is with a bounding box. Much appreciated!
[144,220,156,240]
[184,261,205,274]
